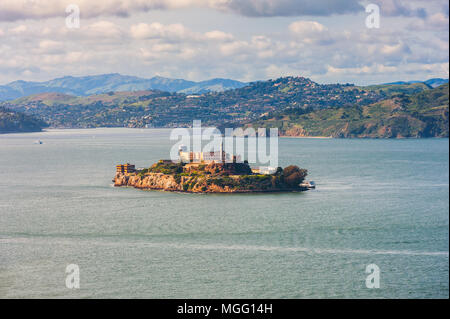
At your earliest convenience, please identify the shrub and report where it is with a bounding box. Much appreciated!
[149,162,183,174]
[282,165,308,187]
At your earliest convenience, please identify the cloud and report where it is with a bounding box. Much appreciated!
[380,42,411,56]
[0,0,364,22]
[86,21,124,38]
[0,0,181,21]
[372,0,428,18]
[9,25,28,34]
[37,40,63,52]
[409,12,449,31]
[289,21,335,45]
[213,0,363,17]
[2,0,447,23]
[130,22,190,40]
[204,30,234,41]
[289,21,328,34]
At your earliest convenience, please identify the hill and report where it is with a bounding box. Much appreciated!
[364,82,432,96]
[248,84,449,138]
[0,76,384,128]
[0,107,48,134]
[0,74,247,101]
[381,78,448,88]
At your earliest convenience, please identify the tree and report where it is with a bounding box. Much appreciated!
[275,167,283,176]
[282,165,308,187]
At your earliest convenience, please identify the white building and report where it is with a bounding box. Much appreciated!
[178,145,241,163]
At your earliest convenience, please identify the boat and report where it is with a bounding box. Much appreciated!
[300,181,316,189]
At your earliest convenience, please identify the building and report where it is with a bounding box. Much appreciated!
[178,145,241,164]
[116,163,136,174]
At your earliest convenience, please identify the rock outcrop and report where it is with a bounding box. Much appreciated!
[113,172,308,194]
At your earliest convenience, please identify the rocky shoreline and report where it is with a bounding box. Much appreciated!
[113,172,309,194]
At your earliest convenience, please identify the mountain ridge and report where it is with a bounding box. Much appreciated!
[1,73,446,102]
[0,73,247,101]
[382,78,448,88]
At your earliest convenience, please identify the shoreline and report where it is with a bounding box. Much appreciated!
[280,135,333,139]
[114,184,309,194]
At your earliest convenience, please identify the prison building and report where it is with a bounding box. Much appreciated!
[116,163,136,174]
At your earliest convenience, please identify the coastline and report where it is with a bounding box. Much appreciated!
[280,135,333,139]
[114,183,309,194]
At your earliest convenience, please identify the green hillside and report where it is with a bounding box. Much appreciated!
[0,107,48,133]
[0,77,383,128]
[364,82,432,96]
[249,84,449,138]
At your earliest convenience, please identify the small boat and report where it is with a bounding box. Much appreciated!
[35,140,43,144]
[300,181,316,189]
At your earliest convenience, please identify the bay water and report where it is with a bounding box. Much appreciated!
[0,129,448,298]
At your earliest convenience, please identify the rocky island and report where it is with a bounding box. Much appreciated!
[114,160,310,194]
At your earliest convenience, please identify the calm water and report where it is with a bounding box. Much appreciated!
[0,129,448,298]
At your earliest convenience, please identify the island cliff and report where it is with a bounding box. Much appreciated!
[114,161,310,193]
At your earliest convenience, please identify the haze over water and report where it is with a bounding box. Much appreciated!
[0,129,448,298]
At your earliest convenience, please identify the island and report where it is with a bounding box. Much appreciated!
[113,160,311,194]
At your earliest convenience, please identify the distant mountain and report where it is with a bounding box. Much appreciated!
[424,78,449,88]
[0,74,247,101]
[0,106,48,133]
[383,78,448,88]
[178,78,247,94]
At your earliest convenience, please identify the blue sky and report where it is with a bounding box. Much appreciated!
[0,0,448,85]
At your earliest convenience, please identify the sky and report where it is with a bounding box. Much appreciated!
[0,0,448,85]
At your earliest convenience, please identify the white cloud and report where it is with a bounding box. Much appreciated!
[289,21,335,45]
[372,0,428,18]
[38,40,62,50]
[86,21,124,38]
[9,25,27,34]
[0,0,364,22]
[130,22,190,40]
[289,21,328,35]
[380,42,410,55]
[204,30,234,41]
